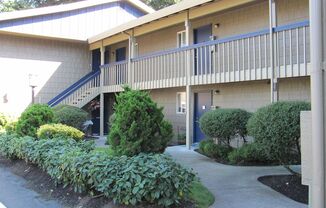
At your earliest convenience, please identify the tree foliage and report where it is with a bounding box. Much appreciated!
[108,86,173,156]
[1,0,181,12]
[0,0,82,12]
[142,0,181,10]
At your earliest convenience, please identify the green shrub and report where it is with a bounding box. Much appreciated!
[199,109,251,146]
[247,101,310,167]
[0,134,195,207]
[16,104,54,137]
[37,123,84,141]
[108,87,173,156]
[53,105,89,131]
[5,121,17,135]
[228,143,270,165]
[0,113,8,131]
[199,139,233,160]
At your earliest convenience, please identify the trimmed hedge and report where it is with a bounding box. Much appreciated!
[108,87,173,156]
[199,139,233,161]
[53,105,89,131]
[199,109,251,146]
[247,101,310,166]
[227,143,270,165]
[0,134,196,207]
[37,123,84,141]
[16,104,54,137]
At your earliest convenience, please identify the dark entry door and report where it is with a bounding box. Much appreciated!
[194,92,212,143]
[194,24,212,75]
[115,47,126,84]
[91,107,100,135]
[115,47,126,62]
[92,49,101,71]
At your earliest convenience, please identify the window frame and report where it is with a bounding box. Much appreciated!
[177,30,187,48]
[176,92,186,114]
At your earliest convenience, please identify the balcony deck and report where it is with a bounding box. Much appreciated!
[101,20,310,93]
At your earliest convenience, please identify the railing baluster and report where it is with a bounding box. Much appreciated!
[303,26,307,75]
[296,27,300,76]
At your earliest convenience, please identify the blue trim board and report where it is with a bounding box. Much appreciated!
[130,20,309,62]
[48,70,100,107]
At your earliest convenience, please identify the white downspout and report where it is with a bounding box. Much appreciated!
[269,0,278,103]
[310,0,325,207]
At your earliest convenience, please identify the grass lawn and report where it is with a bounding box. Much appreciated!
[190,181,215,208]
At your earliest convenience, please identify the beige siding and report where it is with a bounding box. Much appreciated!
[107,40,129,62]
[134,0,309,57]
[0,34,90,117]
[149,87,186,138]
[0,2,144,41]
[149,77,310,137]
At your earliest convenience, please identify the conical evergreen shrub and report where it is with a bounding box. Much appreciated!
[108,87,173,156]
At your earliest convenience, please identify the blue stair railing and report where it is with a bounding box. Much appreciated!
[48,70,101,107]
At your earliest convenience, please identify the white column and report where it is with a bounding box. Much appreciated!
[269,0,278,103]
[100,45,105,136]
[310,0,325,207]
[128,35,136,88]
[185,14,193,149]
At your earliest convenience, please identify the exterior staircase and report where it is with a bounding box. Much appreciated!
[48,70,101,108]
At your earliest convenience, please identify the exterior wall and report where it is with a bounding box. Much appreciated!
[0,34,90,117]
[149,77,310,139]
[149,87,186,139]
[0,2,144,40]
[107,40,129,63]
[134,0,309,57]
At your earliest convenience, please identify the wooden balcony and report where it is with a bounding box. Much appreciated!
[100,20,310,93]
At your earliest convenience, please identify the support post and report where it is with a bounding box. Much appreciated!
[185,12,193,149]
[309,0,325,207]
[269,0,278,103]
[99,45,105,137]
[128,34,136,88]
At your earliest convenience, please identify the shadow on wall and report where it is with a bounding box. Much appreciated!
[0,34,90,117]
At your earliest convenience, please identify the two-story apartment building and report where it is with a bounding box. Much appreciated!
[79,0,309,146]
[0,0,154,118]
[1,0,311,146]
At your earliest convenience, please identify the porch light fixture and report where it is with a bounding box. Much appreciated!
[214,23,220,28]
[28,74,38,104]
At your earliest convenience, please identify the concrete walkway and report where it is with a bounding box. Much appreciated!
[166,146,308,208]
[0,166,60,208]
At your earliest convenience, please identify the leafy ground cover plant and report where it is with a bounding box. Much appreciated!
[16,104,54,137]
[108,87,173,156]
[37,123,84,141]
[0,134,196,207]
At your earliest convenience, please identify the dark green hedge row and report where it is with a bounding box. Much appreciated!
[0,134,196,207]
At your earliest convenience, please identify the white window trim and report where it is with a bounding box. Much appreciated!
[176,92,186,114]
[177,30,186,48]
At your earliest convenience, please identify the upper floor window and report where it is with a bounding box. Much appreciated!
[176,92,186,114]
[177,30,187,48]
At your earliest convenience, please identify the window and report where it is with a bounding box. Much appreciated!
[176,92,186,114]
[177,30,187,48]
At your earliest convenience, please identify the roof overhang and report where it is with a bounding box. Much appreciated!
[0,30,88,44]
[0,0,154,22]
[88,0,257,47]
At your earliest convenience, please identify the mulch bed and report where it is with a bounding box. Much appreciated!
[0,156,194,208]
[258,175,308,204]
